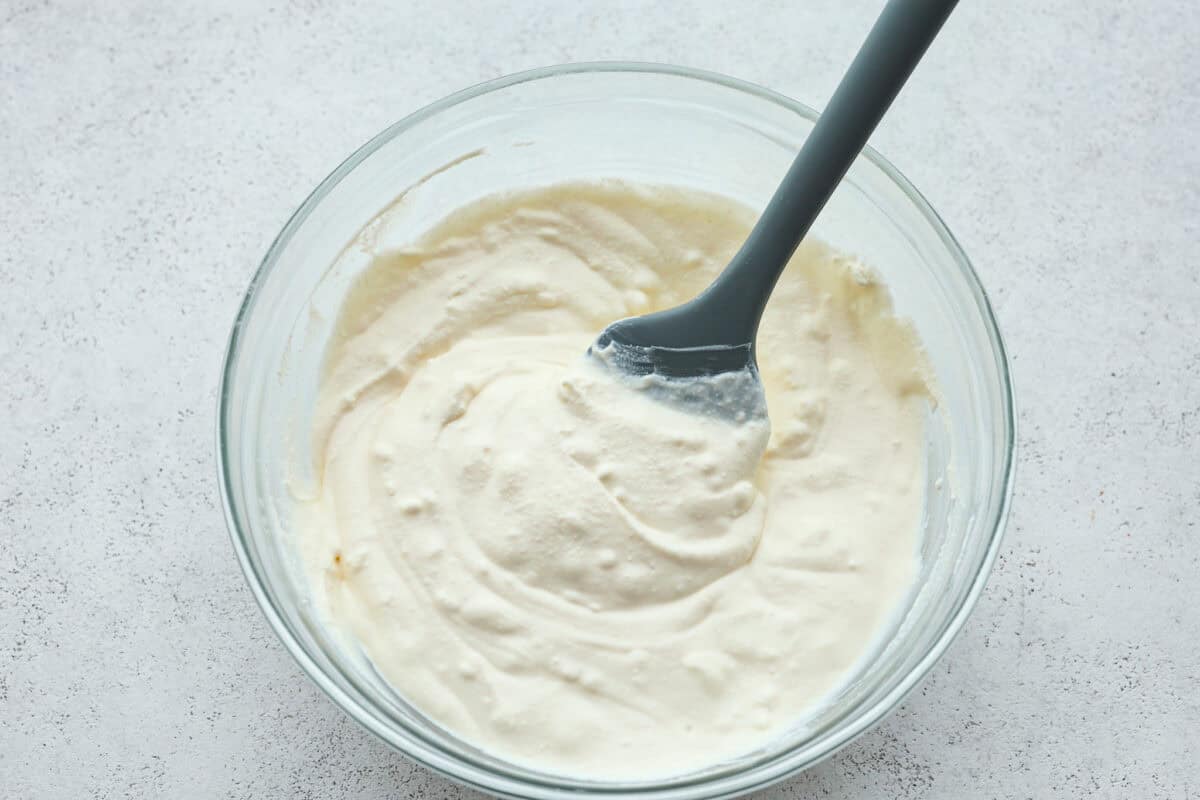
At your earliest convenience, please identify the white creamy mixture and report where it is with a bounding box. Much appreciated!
[298,182,931,778]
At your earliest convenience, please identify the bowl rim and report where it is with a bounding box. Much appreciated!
[217,60,1016,799]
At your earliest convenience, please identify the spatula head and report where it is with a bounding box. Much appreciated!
[588,322,767,421]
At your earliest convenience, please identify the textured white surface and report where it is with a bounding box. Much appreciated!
[2,0,1197,797]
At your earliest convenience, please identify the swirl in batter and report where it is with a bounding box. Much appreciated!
[298,182,931,778]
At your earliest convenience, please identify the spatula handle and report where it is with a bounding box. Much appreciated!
[703,0,959,343]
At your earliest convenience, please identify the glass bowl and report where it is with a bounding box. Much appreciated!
[218,63,1014,799]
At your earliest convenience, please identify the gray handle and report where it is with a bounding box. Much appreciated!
[698,0,958,345]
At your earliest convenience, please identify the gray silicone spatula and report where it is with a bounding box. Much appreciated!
[589,0,958,417]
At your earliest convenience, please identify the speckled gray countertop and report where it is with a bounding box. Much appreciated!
[2,1,1198,797]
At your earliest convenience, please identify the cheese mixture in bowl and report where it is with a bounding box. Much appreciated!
[297,182,933,778]
[219,64,1014,800]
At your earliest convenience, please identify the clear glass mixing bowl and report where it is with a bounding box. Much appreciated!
[218,63,1014,799]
